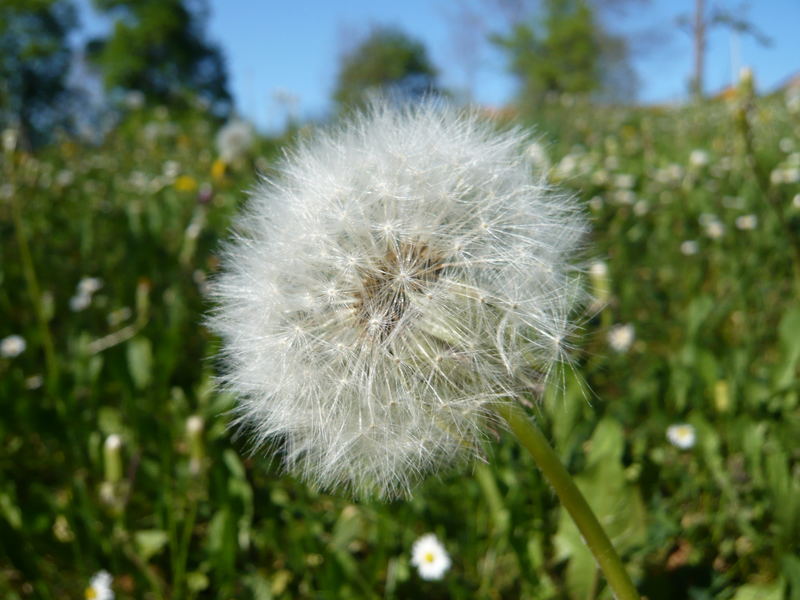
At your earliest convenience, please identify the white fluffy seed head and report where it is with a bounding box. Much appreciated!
[208,100,587,499]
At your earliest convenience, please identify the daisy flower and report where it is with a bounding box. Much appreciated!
[411,533,452,580]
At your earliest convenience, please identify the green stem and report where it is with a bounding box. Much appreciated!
[492,402,640,600]
[9,191,59,390]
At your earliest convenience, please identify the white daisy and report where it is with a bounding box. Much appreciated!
[735,215,758,231]
[607,324,635,353]
[666,423,696,450]
[85,570,114,600]
[78,277,103,296]
[1,334,26,358]
[680,240,699,256]
[411,533,452,581]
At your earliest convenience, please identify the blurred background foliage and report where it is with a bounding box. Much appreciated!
[1,0,800,598]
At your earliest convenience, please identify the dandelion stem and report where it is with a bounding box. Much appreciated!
[493,401,640,600]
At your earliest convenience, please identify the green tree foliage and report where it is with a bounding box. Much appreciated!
[0,0,78,147]
[88,0,230,114]
[333,27,441,111]
[493,0,635,106]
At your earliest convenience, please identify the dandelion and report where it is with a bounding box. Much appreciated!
[174,175,198,192]
[85,570,114,600]
[210,100,585,498]
[608,323,635,353]
[666,423,696,450]
[411,533,452,580]
[210,101,639,598]
[1,334,26,358]
[215,118,254,163]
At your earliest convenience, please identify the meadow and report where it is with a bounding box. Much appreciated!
[1,85,799,599]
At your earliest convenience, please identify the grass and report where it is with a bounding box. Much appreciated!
[1,88,799,599]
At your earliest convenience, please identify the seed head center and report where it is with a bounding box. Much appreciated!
[353,241,443,340]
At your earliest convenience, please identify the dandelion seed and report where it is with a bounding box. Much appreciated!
[607,324,635,353]
[1,334,26,358]
[85,570,114,600]
[209,101,586,498]
[666,423,696,450]
[411,533,451,581]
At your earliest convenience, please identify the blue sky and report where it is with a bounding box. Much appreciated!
[78,0,800,132]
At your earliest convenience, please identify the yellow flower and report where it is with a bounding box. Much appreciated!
[211,158,226,181]
[174,175,197,192]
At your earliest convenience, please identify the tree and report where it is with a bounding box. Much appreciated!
[492,0,636,106]
[678,0,769,98]
[87,0,230,114]
[333,27,441,111]
[0,0,78,147]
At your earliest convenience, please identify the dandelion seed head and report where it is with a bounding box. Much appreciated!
[209,101,586,498]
